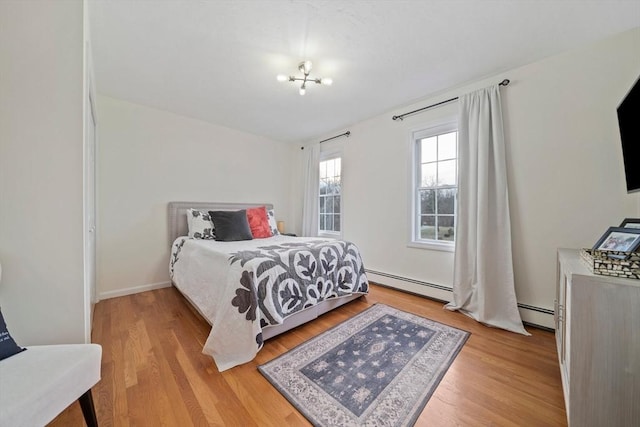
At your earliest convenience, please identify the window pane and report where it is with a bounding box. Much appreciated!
[438,159,456,186]
[421,163,437,187]
[325,178,334,195]
[325,214,333,231]
[326,159,335,178]
[326,196,334,213]
[333,178,342,195]
[421,137,437,163]
[335,158,341,176]
[438,216,455,241]
[437,188,456,214]
[319,161,327,179]
[420,215,435,240]
[319,196,326,213]
[319,214,325,231]
[420,189,435,214]
[438,132,457,160]
[333,180,341,195]
[320,179,328,195]
[334,196,341,213]
[334,214,341,231]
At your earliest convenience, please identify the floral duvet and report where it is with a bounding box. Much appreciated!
[170,235,369,371]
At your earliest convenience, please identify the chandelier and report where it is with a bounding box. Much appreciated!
[277,61,332,95]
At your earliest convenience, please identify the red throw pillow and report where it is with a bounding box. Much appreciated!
[246,206,273,238]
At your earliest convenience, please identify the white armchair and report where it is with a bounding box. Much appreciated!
[0,344,102,426]
[0,264,102,426]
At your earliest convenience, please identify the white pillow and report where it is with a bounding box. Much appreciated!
[267,208,279,235]
[187,208,215,239]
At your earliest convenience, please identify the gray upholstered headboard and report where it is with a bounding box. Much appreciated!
[167,201,274,244]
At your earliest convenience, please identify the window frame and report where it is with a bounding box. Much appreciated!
[409,121,458,252]
[318,151,343,238]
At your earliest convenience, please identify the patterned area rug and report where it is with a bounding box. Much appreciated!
[259,304,469,426]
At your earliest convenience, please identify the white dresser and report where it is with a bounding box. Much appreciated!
[555,249,639,426]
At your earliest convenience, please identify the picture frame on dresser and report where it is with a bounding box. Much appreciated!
[592,226,640,252]
[620,218,640,229]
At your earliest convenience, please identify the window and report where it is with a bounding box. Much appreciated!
[319,156,341,234]
[413,124,457,247]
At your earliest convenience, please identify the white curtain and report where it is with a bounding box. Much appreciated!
[301,144,320,237]
[445,85,529,335]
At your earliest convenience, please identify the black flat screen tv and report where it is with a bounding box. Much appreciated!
[617,75,640,193]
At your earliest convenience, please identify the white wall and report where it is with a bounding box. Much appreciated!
[96,96,295,297]
[0,1,87,344]
[293,28,640,327]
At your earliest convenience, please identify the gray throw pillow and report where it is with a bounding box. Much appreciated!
[209,210,253,241]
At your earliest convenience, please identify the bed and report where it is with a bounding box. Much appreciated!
[168,201,369,371]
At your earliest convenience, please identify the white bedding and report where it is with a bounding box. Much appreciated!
[170,235,369,371]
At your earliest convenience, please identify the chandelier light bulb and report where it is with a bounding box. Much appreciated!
[276,74,288,82]
[299,87,306,96]
[321,77,333,86]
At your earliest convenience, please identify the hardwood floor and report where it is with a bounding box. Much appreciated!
[49,284,567,426]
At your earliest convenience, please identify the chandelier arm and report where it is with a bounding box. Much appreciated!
[287,77,323,85]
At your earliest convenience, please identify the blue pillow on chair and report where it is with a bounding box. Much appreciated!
[0,308,26,361]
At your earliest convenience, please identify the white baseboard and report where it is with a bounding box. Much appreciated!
[518,304,555,330]
[366,269,555,330]
[366,270,453,302]
[97,281,172,301]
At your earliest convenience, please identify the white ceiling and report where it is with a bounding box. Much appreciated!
[89,1,639,143]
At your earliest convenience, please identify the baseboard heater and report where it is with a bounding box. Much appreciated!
[366,269,453,293]
[365,269,554,331]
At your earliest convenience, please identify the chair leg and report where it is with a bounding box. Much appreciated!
[78,389,98,427]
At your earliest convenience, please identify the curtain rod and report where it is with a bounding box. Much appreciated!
[301,131,350,150]
[392,79,510,121]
